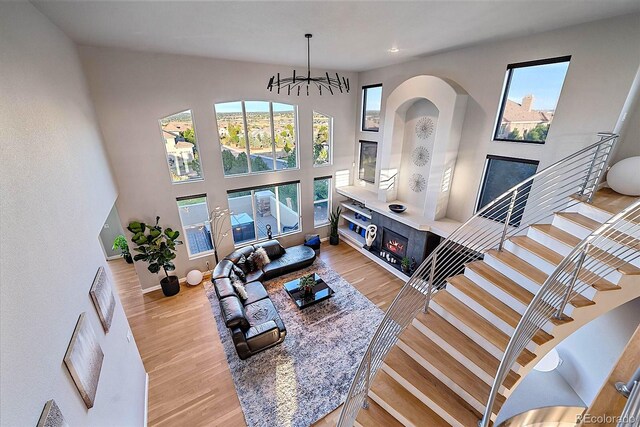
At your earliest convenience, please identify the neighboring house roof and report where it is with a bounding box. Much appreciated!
[503,99,553,123]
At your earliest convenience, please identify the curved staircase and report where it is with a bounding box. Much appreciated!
[337,134,640,427]
[355,191,640,427]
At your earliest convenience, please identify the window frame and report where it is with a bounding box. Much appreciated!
[358,140,378,184]
[493,55,571,145]
[361,84,383,132]
[176,194,215,260]
[312,110,333,167]
[475,155,540,227]
[313,176,333,228]
[159,109,205,185]
[215,100,299,177]
[227,180,301,247]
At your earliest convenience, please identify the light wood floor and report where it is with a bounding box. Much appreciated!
[109,241,404,427]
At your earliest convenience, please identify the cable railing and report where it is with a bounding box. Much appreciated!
[481,199,640,426]
[617,371,640,427]
[336,132,619,427]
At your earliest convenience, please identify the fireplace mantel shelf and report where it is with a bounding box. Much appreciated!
[336,185,461,238]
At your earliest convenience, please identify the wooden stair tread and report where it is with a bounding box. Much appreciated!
[384,346,483,427]
[414,310,519,389]
[487,249,595,308]
[510,236,620,291]
[557,212,640,250]
[432,290,536,366]
[370,370,450,427]
[400,325,507,412]
[447,274,554,346]
[580,188,640,217]
[355,398,403,427]
[531,224,640,275]
[465,261,574,326]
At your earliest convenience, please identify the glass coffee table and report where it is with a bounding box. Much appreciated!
[283,273,335,309]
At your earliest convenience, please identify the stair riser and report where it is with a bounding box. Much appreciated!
[576,202,614,224]
[445,284,519,335]
[412,319,497,386]
[430,301,535,363]
[483,254,577,317]
[369,391,416,427]
[552,216,640,265]
[464,269,529,315]
[527,228,624,284]
[396,340,488,415]
[503,241,598,300]
[382,364,467,427]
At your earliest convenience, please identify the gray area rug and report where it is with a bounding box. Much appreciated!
[205,259,384,427]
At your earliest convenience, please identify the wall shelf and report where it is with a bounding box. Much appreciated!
[338,225,366,246]
[340,201,372,220]
[340,212,370,229]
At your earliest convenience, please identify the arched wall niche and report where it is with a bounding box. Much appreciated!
[378,75,468,221]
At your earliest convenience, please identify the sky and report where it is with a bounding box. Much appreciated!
[507,61,570,111]
[215,101,295,114]
[364,85,382,111]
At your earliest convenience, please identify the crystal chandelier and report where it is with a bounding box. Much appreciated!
[267,34,350,96]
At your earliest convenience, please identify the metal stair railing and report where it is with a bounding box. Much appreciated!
[336,132,619,427]
[481,199,640,426]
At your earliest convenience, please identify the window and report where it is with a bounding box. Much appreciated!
[227,181,300,246]
[215,101,298,176]
[313,177,332,227]
[159,110,203,183]
[477,156,539,226]
[362,84,382,132]
[313,111,332,166]
[358,140,378,183]
[494,56,570,144]
[176,195,213,258]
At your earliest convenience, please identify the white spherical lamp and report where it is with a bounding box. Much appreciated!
[607,156,640,196]
[534,348,561,372]
[186,270,204,286]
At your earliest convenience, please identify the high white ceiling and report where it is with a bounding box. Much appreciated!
[33,0,640,72]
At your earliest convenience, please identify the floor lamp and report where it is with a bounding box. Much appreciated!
[209,206,230,265]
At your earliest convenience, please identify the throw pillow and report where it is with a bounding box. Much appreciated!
[236,255,251,274]
[232,264,246,282]
[232,279,248,300]
[254,247,271,269]
[245,252,259,272]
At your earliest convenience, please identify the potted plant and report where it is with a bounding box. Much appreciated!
[298,274,316,297]
[127,216,183,297]
[401,257,411,275]
[329,206,342,245]
[112,234,133,264]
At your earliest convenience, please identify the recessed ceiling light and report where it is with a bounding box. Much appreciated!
[388,47,399,53]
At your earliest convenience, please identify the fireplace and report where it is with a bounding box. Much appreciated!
[381,228,408,259]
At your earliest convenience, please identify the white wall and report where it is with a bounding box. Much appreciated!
[78,46,358,290]
[0,3,146,426]
[556,297,640,406]
[356,14,640,222]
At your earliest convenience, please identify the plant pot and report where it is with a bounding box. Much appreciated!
[401,265,411,275]
[123,253,133,264]
[329,235,339,245]
[160,275,180,297]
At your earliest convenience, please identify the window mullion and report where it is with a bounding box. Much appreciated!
[269,102,277,170]
[241,101,252,173]
[250,190,259,241]
[274,186,282,235]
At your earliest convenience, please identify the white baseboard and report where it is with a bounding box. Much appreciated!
[144,372,149,426]
[141,284,162,294]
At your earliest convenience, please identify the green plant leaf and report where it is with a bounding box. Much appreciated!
[148,263,161,274]
[133,253,148,261]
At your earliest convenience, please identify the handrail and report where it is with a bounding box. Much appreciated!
[618,380,640,427]
[336,132,619,427]
[481,198,640,426]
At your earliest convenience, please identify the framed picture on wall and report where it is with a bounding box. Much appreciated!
[89,266,116,333]
[358,140,378,184]
[63,313,104,409]
[36,399,68,427]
